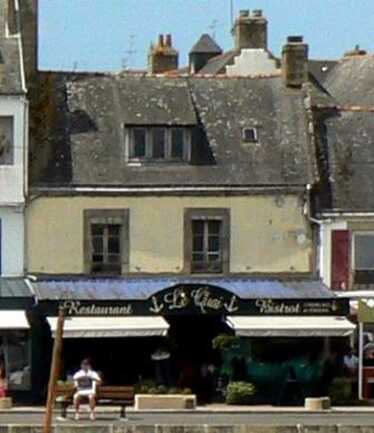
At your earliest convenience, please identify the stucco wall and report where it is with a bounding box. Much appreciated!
[26,195,312,275]
[0,207,24,276]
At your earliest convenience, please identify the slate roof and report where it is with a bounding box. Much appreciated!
[315,109,374,212]
[308,59,337,85]
[190,34,222,54]
[32,277,336,301]
[324,55,374,107]
[312,54,374,213]
[0,278,32,298]
[198,50,237,75]
[31,72,316,188]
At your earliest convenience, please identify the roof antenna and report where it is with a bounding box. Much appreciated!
[209,19,218,40]
[230,0,234,28]
[122,34,137,70]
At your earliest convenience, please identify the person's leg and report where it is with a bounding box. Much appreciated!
[73,393,81,420]
[88,394,96,420]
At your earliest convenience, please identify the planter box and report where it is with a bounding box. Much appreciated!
[135,394,196,410]
[0,398,12,409]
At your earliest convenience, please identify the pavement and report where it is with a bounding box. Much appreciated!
[2,406,374,426]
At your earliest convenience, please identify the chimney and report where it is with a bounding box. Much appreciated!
[232,9,268,50]
[189,33,222,74]
[282,36,309,88]
[148,34,179,74]
[18,0,38,84]
[7,0,18,35]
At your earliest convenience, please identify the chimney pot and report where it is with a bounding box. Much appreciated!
[148,34,179,74]
[165,34,172,47]
[252,9,263,17]
[239,10,250,17]
[287,35,303,43]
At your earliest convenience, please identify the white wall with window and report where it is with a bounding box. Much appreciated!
[0,95,27,276]
[0,96,27,204]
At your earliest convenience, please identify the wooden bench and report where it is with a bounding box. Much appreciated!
[55,384,135,419]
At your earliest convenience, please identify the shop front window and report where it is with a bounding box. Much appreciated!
[0,331,31,390]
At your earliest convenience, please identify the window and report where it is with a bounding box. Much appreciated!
[0,117,14,165]
[192,220,222,273]
[152,128,166,158]
[84,210,129,275]
[353,233,374,285]
[128,126,190,162]
[184,208,230,274]
[133,128,146,158]
[0,331,31,390]
[354,234,374,270]
[242,127,258,143]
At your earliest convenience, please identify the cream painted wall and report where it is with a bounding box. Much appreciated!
[0,207,24,276]
[27,195,312,275]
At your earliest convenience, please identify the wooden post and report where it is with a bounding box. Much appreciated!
[43,307,65,433]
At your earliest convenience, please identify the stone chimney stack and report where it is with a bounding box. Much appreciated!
[282,36,309,87]
[148,34,179,74]
[18,0,38,84]
[233,9,268,50]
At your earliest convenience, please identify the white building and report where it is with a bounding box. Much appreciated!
[0,0,28,276]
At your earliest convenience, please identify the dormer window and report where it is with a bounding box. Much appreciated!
[242,127,258,143]
[128,126,191,162]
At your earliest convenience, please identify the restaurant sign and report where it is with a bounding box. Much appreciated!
[51,285,349,317]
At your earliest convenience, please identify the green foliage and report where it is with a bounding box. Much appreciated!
[212,334,240,351]
[135,380,193,395]
[328,378,352,404]
[226,381,256,405]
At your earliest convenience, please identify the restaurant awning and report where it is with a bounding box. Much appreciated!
[47,316,169,338]
[0,310,30,330]
[226,316,356,337]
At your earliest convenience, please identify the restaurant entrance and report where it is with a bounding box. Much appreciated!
[164,315,231,401]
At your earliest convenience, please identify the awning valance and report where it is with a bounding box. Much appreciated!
[47,316,169,338]
[226,316,356,337]
[0,311,30,330]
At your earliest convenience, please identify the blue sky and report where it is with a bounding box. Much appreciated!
[39,0,374,72]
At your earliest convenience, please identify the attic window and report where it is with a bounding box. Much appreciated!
[242,127,258,143]
[127,126,191,163]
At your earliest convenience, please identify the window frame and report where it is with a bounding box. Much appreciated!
[0,116,14,165]
[84,209,130,275]
[242,127,258,144]
[184,208,230,274]
[352,232,374,271]
[127,126,191,163]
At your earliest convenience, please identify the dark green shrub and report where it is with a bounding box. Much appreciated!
[226,381,256,405]
[156,385,168,394]
[213,334,240,351]
[328,378,352,404]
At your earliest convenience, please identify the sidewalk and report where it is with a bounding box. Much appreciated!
[2,404,374,414]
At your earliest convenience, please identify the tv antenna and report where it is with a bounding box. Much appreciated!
[122,34,137,70]
[209,19,218,40]
[230,0,234,28]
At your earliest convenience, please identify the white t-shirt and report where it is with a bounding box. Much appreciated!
[73,369,100,393]
[344,354,359,370]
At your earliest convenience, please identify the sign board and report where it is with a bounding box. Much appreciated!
[38,284,349,317]
[358,299,374,323]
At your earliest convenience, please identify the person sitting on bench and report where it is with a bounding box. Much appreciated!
[73,358,101,421]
